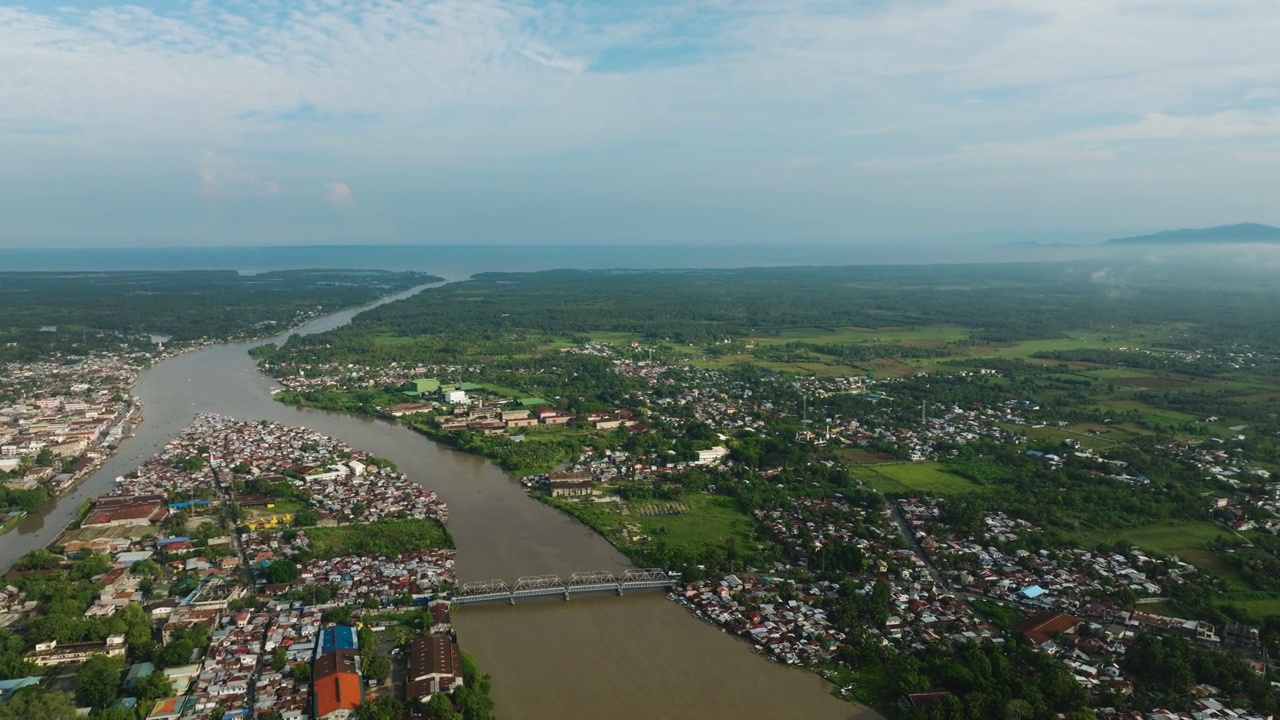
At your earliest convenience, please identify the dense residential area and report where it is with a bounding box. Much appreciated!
[248,267,1280,719]
[0,270,440,534]
[0,352,154,531]
[0,415,490,720]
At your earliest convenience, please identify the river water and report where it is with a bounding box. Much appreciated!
[2,286,876,720]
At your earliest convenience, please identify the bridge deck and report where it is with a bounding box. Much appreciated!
[453,568,677,605]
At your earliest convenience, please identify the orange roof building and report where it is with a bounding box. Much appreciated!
[313,649,362,719]
[1016,610,1081,646]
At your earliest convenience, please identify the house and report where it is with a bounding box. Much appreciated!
[405,635,464,703]
[1016,611,1081,647]
[427,602,452,635]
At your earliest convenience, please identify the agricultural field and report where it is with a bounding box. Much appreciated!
[751,325,972,345]
[852,462,981,496]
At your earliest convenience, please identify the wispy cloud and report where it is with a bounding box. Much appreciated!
[3,0,1280,243]
[324,182,354,208]
[197,152,279,199]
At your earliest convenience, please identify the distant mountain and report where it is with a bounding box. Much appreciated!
[1107,223,1280,245]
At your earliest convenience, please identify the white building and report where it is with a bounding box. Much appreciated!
[695,446,730,465]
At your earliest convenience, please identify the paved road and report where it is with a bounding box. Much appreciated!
[887,504,1002,640]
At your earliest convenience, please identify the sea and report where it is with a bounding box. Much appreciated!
[0,242,1107,277]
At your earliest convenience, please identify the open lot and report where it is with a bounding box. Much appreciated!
[852,462,981,496]
[554,492,760,557]
[1071,521,1247,589]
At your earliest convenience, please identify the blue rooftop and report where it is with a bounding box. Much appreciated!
[1019,585,1046,599]
[318,625,358,656]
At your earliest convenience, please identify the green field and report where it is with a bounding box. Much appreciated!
[1020,424,1120,451]
[1070,521,1246,588]
[751,325,972,345]
[980,333,1129,359]
[549,493,760,558]
[305,518,454,558]
[852,462,981,495]
[1212,594,1280,620]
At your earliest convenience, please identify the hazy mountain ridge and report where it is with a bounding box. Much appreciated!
[1107,222,1280,245]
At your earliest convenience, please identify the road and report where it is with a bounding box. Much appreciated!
[887,504,1002,640]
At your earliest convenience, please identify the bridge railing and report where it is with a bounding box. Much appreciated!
[452,568,679,604]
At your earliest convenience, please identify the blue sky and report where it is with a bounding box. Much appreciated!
[3,0,1280,246]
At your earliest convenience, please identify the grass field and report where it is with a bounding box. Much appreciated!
[1020,424,1120,451]
[852,462,981,495]
[752,326,972,345]
[551,493,760,557]
[1071,521,1246,588]
[306,518,454,557]
[980,333,1128,359]
[1212,594,1280,620]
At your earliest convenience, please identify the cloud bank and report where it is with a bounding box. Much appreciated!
[1,0,1279,245]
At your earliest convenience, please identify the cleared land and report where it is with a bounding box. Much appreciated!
[550,493,759,557]
[305,518,454,557]
[852,462,981,495]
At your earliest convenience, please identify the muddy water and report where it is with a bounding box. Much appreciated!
[2,287,877,720]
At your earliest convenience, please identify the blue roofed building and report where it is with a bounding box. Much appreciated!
[317,625,359,659]
[0,677,41,703]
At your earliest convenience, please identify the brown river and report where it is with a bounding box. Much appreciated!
[1,287,878,720]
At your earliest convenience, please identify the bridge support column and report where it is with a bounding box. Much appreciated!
[563,591,570,601]
[616,587,624,596]
[508,597,515,606]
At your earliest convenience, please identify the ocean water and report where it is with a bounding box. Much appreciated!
[0,242,1105,277]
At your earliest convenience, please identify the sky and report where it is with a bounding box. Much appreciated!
[2,0,1280,247]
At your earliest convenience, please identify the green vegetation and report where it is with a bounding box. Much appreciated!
[853,462,981,495]
[547,492,767,572]
[302,518,454,559]
[1071,521,1239,579]
[0,688,78,720]
[0,269,439,362]
[250,260,1280,715]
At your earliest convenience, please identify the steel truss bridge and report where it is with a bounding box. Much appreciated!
[453,568,676,605]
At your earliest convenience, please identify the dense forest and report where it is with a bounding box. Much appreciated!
[0,269,439,361]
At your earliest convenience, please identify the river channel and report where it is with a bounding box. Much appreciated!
[2,286,876,720]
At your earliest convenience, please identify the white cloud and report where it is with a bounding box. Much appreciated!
[197,152,279,198]
[4,0,1280,241]
[1070,111,1280,143]
[324,182,353,207]
[779,156,824,170]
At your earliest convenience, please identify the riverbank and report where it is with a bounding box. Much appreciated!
[0,282,878,720]
[0,281,444,563]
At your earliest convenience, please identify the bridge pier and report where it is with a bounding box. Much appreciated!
[616,587,624,596]
[508,597,515,606]
[563,591,570,601]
